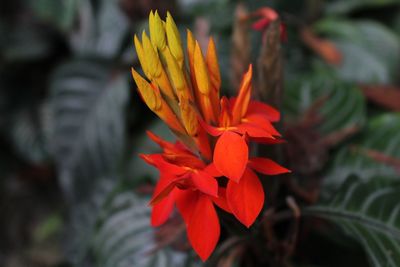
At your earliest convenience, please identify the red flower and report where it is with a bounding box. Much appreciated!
[210,157,290,227]
[200,65,281,181]
[141,132,225,261]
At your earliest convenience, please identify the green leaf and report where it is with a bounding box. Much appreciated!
[314,19,400,83]
[49,60,129,200]
[325,0,400,15]
[306,176,400,267]
[283,70,366,134]
[325,113,400,188]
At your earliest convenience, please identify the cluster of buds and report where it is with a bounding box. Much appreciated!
[132,11,290,261]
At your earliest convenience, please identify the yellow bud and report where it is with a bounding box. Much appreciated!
[194,41,210,95]
[142,31,162,78]
[131,68,162,111]
[163,48,186,95]
[180,98,198,136]
[165,12,184,67]
[134,35,151,79]
[149,10,166,51]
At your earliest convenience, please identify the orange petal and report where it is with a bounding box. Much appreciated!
[248,157,291,175]
[226,168,264,227]
[213,131,248,182]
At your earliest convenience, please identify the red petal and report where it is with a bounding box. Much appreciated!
[235,123,274,139]
[191,170,218,197]
[175,189,197,224]
[244,114,281,137]
[198,115,224,136]
[226,168,264,228]
[250,137,286,144]
[204,163,223,177]
[248,157,291,175]
[187,193,220,261]
[151,190,175,226]
[247,100,280,122]
[252,17,271,31]
[150,173,180,205]
[211,188,231,213]
[140,154,187,176]
[213,131,248,182]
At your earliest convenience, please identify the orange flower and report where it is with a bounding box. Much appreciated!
[131,10,289,262]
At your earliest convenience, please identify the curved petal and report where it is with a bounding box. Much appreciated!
[198,115,224,136]
[191,170,218,197]
[226,168,264,228]
[247,100,280,122]
[213,131,248,182]
[211,188,231,213]
[244,114,281,137]
[235,123,274,139]
[248,157,291,175]
[187,193,220,261]
[151,189,175,226]
[175,189,197,225]
[150,173,181,205]
[140,154,187,176]
[204,163,223,177]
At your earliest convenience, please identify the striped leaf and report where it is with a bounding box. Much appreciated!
[325,113,400,188]
[284,71,366,134]
[307,176,400,267]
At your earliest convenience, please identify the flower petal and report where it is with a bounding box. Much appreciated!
[213,131,248,182]
[151,189,175,227]
[247,100,280,122]
[204,163,223,177]
[198,115,224,136]
[248,157,291,175]
[226,168,264,228]
[235,123,274,139]
[244,114,281,137]
[149,173,181,205]
[191,170,218,197]
[187,193,220,261]
[211,188,231,213]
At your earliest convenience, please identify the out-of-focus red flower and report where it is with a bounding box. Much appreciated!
[250,7,287,42]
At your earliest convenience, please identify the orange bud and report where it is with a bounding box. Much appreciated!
[163,48,191,100]
[206,38,221,92]
[131,68,162,111]
[232,64,252,125]
[179,97,198,136]
[131,68,185,133]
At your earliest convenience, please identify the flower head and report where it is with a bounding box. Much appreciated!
[131,10,289,261]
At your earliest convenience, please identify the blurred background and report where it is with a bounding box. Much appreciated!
[1,0,400,266]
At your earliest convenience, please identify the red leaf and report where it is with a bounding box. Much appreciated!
[191,170,218,197]
[213,131,248,182]
[248,157,290,175]
[187,193,220,261]
[226,168,264,227]
[151,191,175,227]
